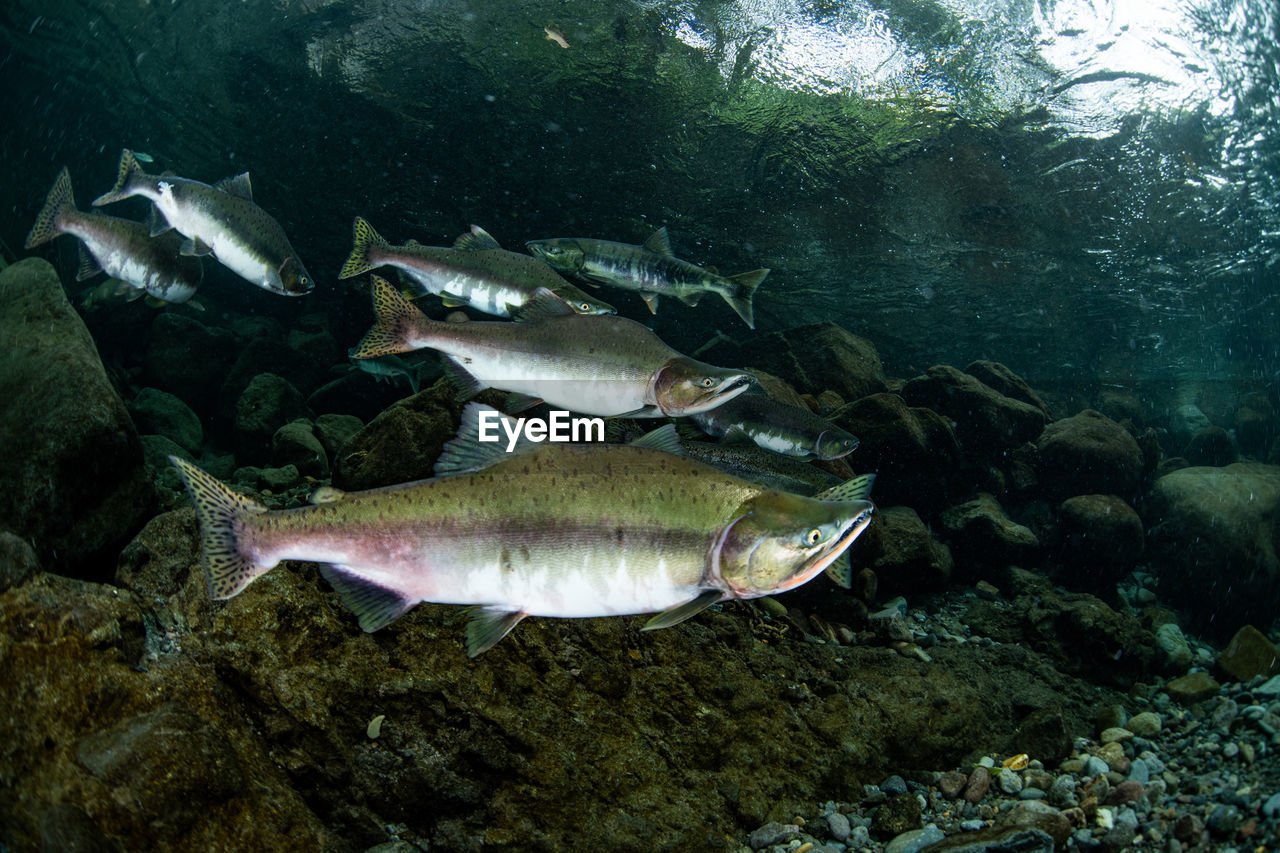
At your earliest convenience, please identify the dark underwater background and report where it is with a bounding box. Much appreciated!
[3,1,1280,851]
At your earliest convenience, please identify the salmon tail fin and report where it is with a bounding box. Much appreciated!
[168,455,271,599]
[92,149,149,206]
[25,167,76,248]
[723,268,768,330]
[350,275,430,359]
[340,216,389,279]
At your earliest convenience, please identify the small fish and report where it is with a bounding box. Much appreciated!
[690,391,860,460]
[676,439,843,496]
[351,275,755,418]
[169,404,875,656]
[544,24,570,49]
[93,149,314,296]
[340,217,614,317]
[26,167,202,305]
[526,227,768,328]
[348,349,421,395]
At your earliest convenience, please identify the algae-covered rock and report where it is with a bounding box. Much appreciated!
[0,258,155,578]
[271,420,329,478]
[332,378,459,490]
[234,372,313,467]
[1036,409,1145,499]
[130,387,204,456]
[1055,494,1144,592]
[1144,463,1280,638]
[900,364,1048,456]
[847,505,954,598]
[941,492,1041,574]
[1216,624,1280,682]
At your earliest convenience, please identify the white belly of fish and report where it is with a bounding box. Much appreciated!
[449,348,651,416]
[155,194,274,290]
[404,268,525,317]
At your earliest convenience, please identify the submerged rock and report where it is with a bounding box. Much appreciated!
[1216,624,1280,682]
[849,505,954,598]
[900,364,1048,457]
[1035,409,1145,500]
[0,258,155,578]
[234,373,313,467]
[940,492,1040,575]
[130,387,204,456]
[1054,494,1144,592]
[1144,462,1280,638]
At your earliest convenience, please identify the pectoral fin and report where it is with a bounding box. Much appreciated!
[640,292,660,314]
[641,590,722,631]
[440,356,486,402]
[466,607,527,656]
[76,246,103,281]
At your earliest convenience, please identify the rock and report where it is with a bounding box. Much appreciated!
[1054,494,1143,591]
[1125,711,1162,737]
[749,821,800,849]
[1216,624,1280,682]
[130,388,203,456]
[332,383,457,491]
[883,824,945,853]
[220,337,331,411]
[1154,623,1193,675]
[997,799,1072,848]
[1016,708,1074,766]
[743,322,887,402]
[1105,780,1145,805]
[115,509,200,601]
[76,703,245,837]
[271,421,329,478]
[827,811,851,842]
[234,373,314,467]
[1143,463,1280,638]
[0,531,40,592]
[1169,404,1213,450]
[749,369,810,410]
[900,364,1048,456]
[260,464,301,492]
[1234,395,1277,458]
[831,393,961,514]
[1166,671,1220,704]
[873,792,924,838]
[965,360,1051,417]
[940,492,1040,573]
[938,770,969,799]
[962,766,992,804]
[143,312,239,416]
[314,412,365,460]
[0,258,156,577]
[1036,410,1145,499]
[1184,425,1237,466]
[1099,726,1133,745]
[923,826,1054,853]
[845,505,953,598]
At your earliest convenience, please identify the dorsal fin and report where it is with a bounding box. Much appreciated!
[453,224,502,251]
[512,287,575,322]
[643,226,673,256]
[216,172,254,200]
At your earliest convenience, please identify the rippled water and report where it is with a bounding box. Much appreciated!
[2,0,1277,384]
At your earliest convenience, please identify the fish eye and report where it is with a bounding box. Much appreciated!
[805,528,822,546]
[580,302,590,311]
[700,377,715,388]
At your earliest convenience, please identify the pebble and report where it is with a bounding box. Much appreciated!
[962,767,991,804]
[997,769,1023,796]
[749,822,799,849]
[884,825,944,853]
[882,775,909,796]
[826,811,850,842]
[1100,726,1133,745]
[1082,756,1109,778]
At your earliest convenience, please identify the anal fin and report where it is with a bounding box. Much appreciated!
[318,564,415,632]
[440,356,486,401]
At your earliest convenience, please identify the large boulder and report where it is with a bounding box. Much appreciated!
[143,312,239,417]
[1054,494,1144,593]
[1144,462,1280,638]
[1036,410,1145,499]
[234,373,314,467]
[847,505,954,599]
[0,259,155,577]
[708,322,887,402]
[900,364,1049,457]
[830,393,961,515]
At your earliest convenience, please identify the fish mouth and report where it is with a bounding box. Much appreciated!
[774,502,875,593]
[685,374,755,414]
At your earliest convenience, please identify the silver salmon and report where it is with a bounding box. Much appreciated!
[340,217,614,317]
[351,275,755,417]
[26,167,203,304]
[690,391,860,460]
[93,149,314,296]
[526,226,767,328]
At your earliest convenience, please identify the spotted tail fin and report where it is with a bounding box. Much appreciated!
[92,149,150,206]
[350,275,432,359]
[340,216,391,279]
[169,456,271,599]
[25,167,76,248]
